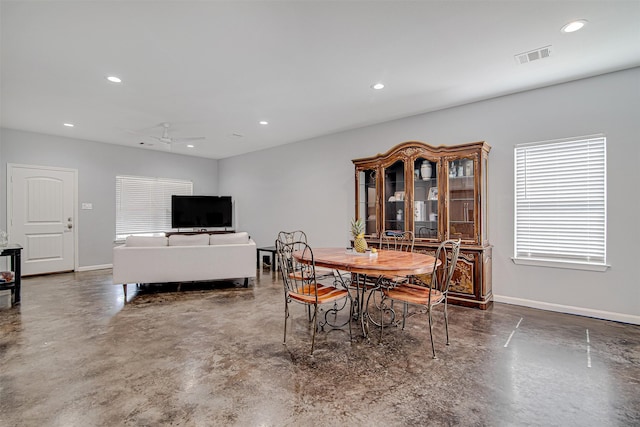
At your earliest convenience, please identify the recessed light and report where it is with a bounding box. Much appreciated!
[561,20,588,33]
[106,76,122,83]
[371,83,385,90]
[259,121,269,125]
[187,144,194,148]
[63,123,74,127]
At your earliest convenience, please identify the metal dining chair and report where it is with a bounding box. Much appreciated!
[381,239,461,358]
[366,231,416,329]
[378,230,415,283]
[277,230,334,279]
[276,240,352,355]
[276,230,308,245]
[379,230,415,252]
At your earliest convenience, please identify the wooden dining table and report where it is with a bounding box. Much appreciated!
[293,248,439,337]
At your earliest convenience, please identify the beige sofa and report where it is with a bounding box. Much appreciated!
[112,232,256,299]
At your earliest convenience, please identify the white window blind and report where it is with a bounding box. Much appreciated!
[116,175,193,239]
[514,136,607,270]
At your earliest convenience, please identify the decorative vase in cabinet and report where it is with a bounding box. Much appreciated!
[420,161,432,180]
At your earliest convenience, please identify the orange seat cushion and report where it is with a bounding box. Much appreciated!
[289,283,349,304]
[383,284,444,306]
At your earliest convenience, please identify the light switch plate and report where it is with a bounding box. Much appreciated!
[81,203,93,210]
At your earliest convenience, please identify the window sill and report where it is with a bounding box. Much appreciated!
[511,257,609,272]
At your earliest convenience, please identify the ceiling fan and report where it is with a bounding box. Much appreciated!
[135,122,205,148]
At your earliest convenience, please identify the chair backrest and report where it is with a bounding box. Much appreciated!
[277,230,308,246]
[417,226,437,239]
[275,239,317,299]
[430,239,461,293]
[379,230,414,252]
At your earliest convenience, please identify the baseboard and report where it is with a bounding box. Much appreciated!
[494,295,640,325]
[76,264,112,272]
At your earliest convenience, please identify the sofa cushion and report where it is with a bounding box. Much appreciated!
[125,236,168,247]
[168,234,210,246]
[210,232,250,245]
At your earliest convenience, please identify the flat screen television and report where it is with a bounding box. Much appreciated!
[171,195,233,228]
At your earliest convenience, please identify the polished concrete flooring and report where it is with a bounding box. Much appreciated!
[0,268,639,426]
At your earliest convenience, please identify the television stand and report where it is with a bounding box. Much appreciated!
[165,230,236,237]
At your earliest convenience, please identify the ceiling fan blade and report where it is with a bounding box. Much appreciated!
[150,136,171,145]
[172,136,206,143]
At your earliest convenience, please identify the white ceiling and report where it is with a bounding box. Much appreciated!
[2,1,639,159]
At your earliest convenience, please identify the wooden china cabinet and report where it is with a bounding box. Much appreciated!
[352,141,492,309]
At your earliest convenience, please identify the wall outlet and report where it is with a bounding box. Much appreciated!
[81,203,93,210]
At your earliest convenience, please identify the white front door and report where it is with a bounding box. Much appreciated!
[7,164,77,275]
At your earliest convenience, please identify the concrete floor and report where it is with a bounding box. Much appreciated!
[0,268,639,426]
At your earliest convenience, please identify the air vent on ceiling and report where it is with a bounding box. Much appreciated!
[515,45,552,65]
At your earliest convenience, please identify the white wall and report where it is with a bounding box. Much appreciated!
[220,68,640,323]
[0,129,219,268]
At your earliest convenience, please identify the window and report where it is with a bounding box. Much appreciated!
[514,135,607,271]
[116,175,193,240]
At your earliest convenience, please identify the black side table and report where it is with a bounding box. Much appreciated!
[0,244,23,305]
[257,246,278,271]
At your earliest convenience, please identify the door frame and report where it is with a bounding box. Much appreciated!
[6,163,79,273]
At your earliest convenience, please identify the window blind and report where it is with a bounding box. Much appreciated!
[116,175,193,238]
[514,136,606,269]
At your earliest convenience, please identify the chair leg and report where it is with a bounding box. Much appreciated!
[310,304,318,355]
[428,306,436,359]
[402,302,408,329]
[444,298,450,346]
[348,298,353,342]
[380,294,384,341]
[283,301,289,344]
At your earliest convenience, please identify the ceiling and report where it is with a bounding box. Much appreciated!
[2,1,639,160]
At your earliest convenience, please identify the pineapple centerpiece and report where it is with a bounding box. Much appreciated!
[350,218,368,253]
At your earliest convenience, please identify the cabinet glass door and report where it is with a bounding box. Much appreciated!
[357,169,378,235]
[482,155,489,244]
[383,160,405,232]
[448,158,476,241]
[413,157,439,239]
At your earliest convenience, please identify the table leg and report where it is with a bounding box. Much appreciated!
[13,251,21,305]
[357,274,369,338]
[331,271,374,338]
